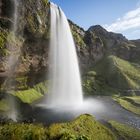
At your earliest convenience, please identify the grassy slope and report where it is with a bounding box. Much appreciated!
[83,55,140,95]
[124,96,140,105]
[11,81,48,104]
[0,114,116,140]
[0,123,48,140]
[0,114,140,140]
[114,96,140,116]
[94,55,140,90]
[109,121,140,140]
[48,114,116,140]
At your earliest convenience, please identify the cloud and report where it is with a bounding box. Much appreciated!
[104,7,140,33]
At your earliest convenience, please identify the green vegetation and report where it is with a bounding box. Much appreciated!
[33,81,48,95]
[114,96,140,116]
[123,96,140,105]
[48,114,116,140]
[16,77,28,90]
[0,30,8,56]
[83,55,140,96]
[0,123,48,140]
[12,81,48,104]
[43,0,48,5]
[83,71,118,95]
[12,89,43,104]
[72,31,86,48]
[0,30,7,49]
[109,121,140,140]
[0,99,9,112]
[1,115,140,140]
[94,55,140,90]
[0,114,116,140]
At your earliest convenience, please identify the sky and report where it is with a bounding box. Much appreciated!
[50,0,140,40]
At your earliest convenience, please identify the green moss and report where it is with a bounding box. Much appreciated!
[83,55,140,95]
[48,114,116,140]
[12,81,48,104]
[0,115,116,140]
[83,70,118,95]
[114,97,140,115]
[0,29,9,56]
[7,32,23,47]
[94,55,140,93]
[43,0,48,5]
[124,96,140,105]
[0,123,48,140]
[12,89,43,104]
[72,31,86,48]
[0,30,7,49]
[109,121,140,140]
[16,77,28,90]
[33,81,48,95]
[0,99,9,112]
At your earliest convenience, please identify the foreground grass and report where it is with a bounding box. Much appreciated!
[0,114,116,140]
[48,114,116,140]
[114,96,140,116]
[0,123,48,140]
[109,121,140,140]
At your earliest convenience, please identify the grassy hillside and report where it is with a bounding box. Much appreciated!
[0,114,116,140]
[114,96,140,116]
[109,121,140,140]
[48,114,116,140]
[0,114,140,140]
[83,55,140,95]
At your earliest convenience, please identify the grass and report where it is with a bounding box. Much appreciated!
[0,99,9,112]
[12,89,43,104]
[0,123,48,140]
[48,114,116,140]
[12,81,48,104]
[109,120,140,140]
[89,55,140,95]
[0,114,116,140]
[1,115,140,140]
[83,55,140,96]
[123,96,140,105]
[114,97,140,116]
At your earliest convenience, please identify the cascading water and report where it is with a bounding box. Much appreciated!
[5,0,20,121]
[47,3,83,107]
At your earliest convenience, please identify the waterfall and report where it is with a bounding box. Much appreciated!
[47,3,83,107]
[6,0,20,121]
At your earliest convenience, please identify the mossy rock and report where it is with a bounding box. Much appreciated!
[12,81,48,104]
[48,114,116,140]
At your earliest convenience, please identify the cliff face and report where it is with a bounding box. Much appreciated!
[0,0,140,96]
[0,0,50,90]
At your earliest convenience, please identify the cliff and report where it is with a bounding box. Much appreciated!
[0,0,140,102]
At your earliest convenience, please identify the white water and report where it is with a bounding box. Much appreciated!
[6,0,20,121]
[47,3,83,107]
